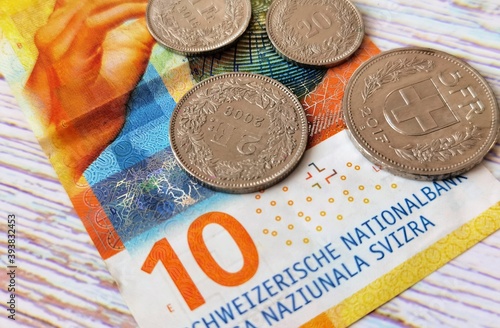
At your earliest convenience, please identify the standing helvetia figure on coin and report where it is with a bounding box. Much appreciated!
[146,0,252,55]
[342,47,500,180]
[170,72,309,193]
[266,0,364,67]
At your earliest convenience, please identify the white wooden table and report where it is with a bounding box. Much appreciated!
[1,0,499,327]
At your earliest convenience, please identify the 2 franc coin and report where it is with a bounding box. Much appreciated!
[146,0,252,55]
[342,47,499,180]
[170,72,309,193]
[266,0,364,68]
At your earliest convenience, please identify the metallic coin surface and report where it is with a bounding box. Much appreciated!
[146,0,252,55]
[343,47,499,180]
[170,72,308,193]
[266,0,364,68]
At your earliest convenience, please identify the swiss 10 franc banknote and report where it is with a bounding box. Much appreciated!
[1,1,500,327]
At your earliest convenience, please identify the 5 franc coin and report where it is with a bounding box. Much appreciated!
[342,47,500,180]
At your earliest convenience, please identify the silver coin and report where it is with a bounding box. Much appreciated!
[170,72,308,193]
[146,0,252,55]
[342,47,500,180]
[266,0,364,68]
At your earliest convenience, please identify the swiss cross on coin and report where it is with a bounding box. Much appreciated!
[384,79,460,136]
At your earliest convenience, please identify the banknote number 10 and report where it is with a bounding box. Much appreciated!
[141,212,259,310]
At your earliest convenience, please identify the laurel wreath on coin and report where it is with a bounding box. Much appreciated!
[362,57,435,103]
[176,79,300,181]
[152,0,244,48]
[273,0,360,61]
[390,125,482,163]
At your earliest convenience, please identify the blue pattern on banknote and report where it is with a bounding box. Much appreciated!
[92,146,216,243]
[126,191,234,253]
[85,64,176,185]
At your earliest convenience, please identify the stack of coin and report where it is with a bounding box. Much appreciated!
[146,0,252,55]
[170,72,309,193]
[266,0,364,68]
[342,47,499,180]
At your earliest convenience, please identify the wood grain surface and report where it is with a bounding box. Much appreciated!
[1,0,499,327]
